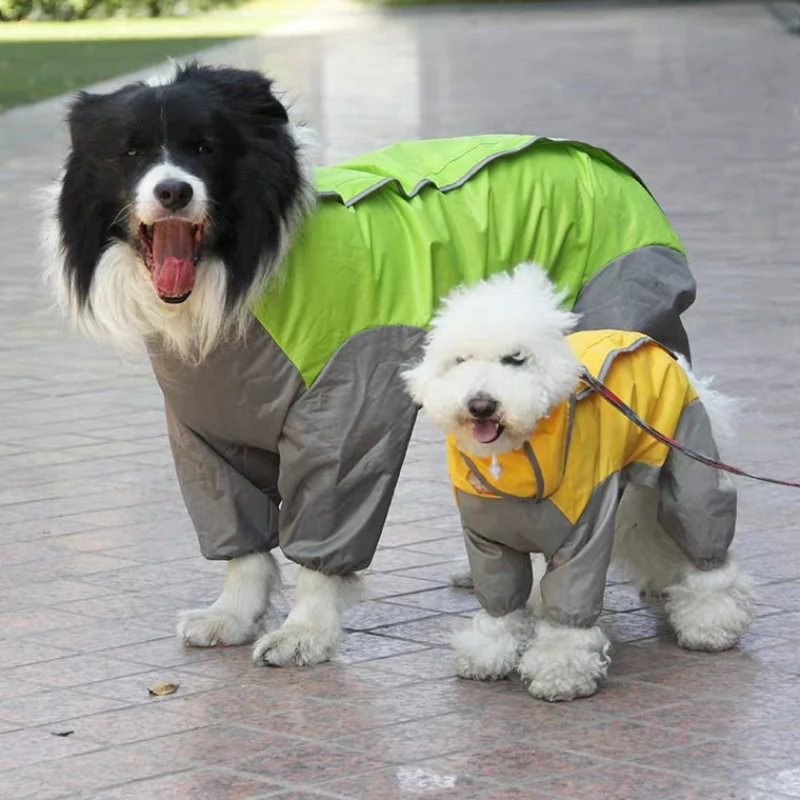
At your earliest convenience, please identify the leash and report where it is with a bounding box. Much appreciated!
[580,368,800,490]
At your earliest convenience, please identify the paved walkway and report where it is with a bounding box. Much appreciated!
[2,2,800,798]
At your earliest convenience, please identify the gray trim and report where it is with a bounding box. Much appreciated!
[522,441,546,499]
[317,136,657,209]
[343,177,400,208]
[575,336,657,401]
[459,452,519,499]
[560,394,578,476]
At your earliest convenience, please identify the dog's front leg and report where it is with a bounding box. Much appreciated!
[454,528,536,679]
[252,568,362,667]
[179,551,280,647]
[520,478,619,701]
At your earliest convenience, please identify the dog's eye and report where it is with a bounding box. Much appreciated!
[124,149,141,158]
[454,357,467,365]
[196,143,212,155]
[501,353,527,366]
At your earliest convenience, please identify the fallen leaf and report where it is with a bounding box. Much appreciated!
[148,681,180,697]
[51,730,74,737]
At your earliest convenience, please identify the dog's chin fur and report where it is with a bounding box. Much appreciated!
[41,64,318,364]
[404,262,582,453]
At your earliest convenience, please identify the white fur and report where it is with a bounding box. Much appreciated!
[252,568,363,667]
[519,620,611,702]
[179,551,280,646]
[134,161,209,225]
[453,609,532,680]
[666,557,756,651]
[41,124,315,364]
[403,263,582,456]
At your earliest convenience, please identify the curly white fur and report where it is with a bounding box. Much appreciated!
[666,557,756,651]
[519,620,611,702]
[404,263,582,456]
[453,609,532,680]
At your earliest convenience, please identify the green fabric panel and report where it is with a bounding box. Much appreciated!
[252,135,686,388]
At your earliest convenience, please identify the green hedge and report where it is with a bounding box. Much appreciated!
[0,0,239,21]
[361,0,556,6]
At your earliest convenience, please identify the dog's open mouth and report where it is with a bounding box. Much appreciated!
[138,219,203,304]
[472,420,505,444]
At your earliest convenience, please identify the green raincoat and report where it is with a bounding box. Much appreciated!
[148,135,697,574]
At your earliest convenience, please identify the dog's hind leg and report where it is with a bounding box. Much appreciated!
[655,388,755,651]
[612,484,689,600]
[252,568,362,667]
[178,551,280,647]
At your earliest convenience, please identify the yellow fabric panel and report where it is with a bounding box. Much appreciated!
[447,330,698,523]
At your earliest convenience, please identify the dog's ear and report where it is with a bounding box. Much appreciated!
[66,84,142,150]
[401,361,430,407]
[176,63,288,123]
[66,91,109,148]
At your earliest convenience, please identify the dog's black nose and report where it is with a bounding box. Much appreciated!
[154,179,193,211]
[467,395,498,419]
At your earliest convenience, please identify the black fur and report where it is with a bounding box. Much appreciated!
[58,63,304,310]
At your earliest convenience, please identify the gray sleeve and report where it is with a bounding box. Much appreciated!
[276,326,425,575]
[573,245,696,362]
[165,405,281,560]
[657,400,737,570]
[540,474,622,627]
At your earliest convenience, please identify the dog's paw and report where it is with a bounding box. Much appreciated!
[522,653,603,701]
[252,624,339,667]
[452,609,529,681]
[666,559,756,652]
[519,621,610,702]
[454,651,514,681]
[178,608,263,647]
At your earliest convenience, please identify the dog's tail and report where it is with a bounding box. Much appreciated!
[676,355,741,459]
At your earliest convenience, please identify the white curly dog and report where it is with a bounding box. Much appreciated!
[404,264,755,701]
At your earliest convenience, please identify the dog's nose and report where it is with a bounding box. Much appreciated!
[467,395,498,419]
[154,179,194,211]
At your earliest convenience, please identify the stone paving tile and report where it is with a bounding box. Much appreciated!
[2,1,800,798]
[82,769,284,800]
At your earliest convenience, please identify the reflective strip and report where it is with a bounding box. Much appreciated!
[317,136,656,209]
[460,452,520,500]
[522,441,545,499]
[575,336,671,401]
[561,394,578,474]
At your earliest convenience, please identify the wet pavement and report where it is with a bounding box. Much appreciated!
[2,2,800,798]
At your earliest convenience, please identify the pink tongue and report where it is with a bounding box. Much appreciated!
[151,219,195,298]
[473,420,500,443]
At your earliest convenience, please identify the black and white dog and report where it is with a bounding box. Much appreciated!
[45,63,312,363]
[43,63,700,667]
